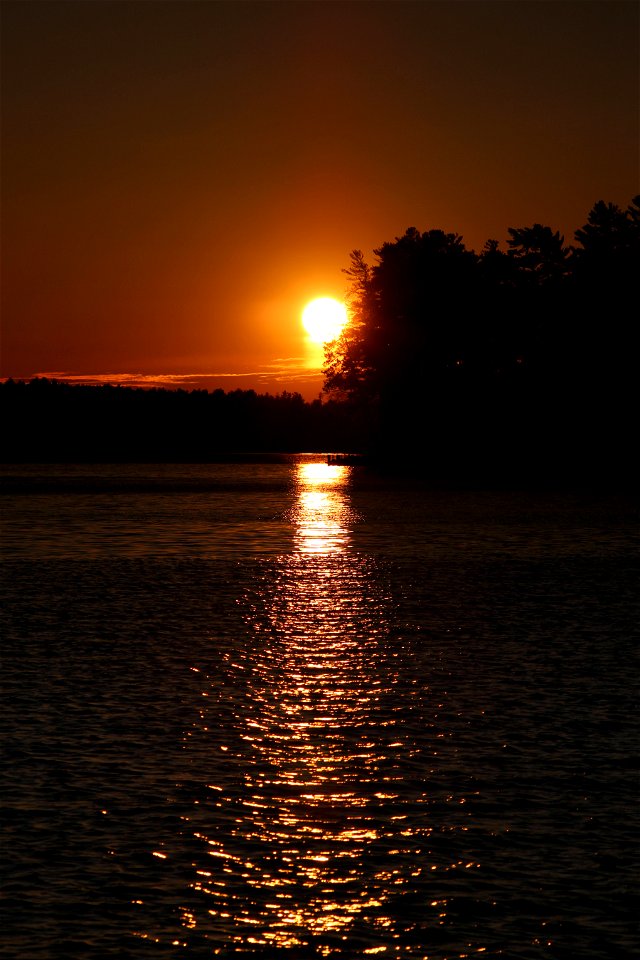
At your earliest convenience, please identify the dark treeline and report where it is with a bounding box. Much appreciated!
[324,196,638,485]
[3,196,638,484]
[1,380,360,461]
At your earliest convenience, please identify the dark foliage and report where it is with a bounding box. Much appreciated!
[323,197,638,485]
[1,380,362,462]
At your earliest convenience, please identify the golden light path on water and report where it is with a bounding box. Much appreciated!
[159,462,483,956]
[293,462,352,556]
[3,464,636,958]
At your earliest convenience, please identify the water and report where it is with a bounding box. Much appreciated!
[1,458,638,959]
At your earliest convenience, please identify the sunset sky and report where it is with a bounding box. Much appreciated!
[2,1,638,398]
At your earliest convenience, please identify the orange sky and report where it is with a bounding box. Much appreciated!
[2,1,638,398]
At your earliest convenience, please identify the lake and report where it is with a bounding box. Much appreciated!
[1,457,638,959]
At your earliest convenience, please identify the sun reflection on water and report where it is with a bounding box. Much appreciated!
[292,462,353,555]
[157,460,476,955]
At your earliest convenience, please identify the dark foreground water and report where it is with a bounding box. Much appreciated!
[1,459,638,959]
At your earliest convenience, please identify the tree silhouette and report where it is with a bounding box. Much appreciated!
[322,198,637,482]
[573,196,639,289]
[571,196,639,450]
[323,229,485,457]
[324,228,478,397]
[507,223,571,286]
[575,198,636,256]
[323,249,376,402]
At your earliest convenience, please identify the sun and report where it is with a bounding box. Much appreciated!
[302,297,348,344]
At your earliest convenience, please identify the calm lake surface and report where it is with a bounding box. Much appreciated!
[1,458,638,959]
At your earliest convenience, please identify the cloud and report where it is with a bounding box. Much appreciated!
[19,359,325,394]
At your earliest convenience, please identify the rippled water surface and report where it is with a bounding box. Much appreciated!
[1,459,638,959]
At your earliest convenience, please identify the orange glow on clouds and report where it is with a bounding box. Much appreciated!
[27,364,326,399]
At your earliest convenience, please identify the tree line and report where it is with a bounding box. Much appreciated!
[1,380,361,461]
[2,196,637,483]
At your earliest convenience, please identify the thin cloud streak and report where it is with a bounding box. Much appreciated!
[23,358,326,395]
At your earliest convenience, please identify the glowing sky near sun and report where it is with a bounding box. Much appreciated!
[2,1,637,397]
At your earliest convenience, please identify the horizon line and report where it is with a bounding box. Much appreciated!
[1,367,326,394]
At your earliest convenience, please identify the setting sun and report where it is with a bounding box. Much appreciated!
[302,298,348,344]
